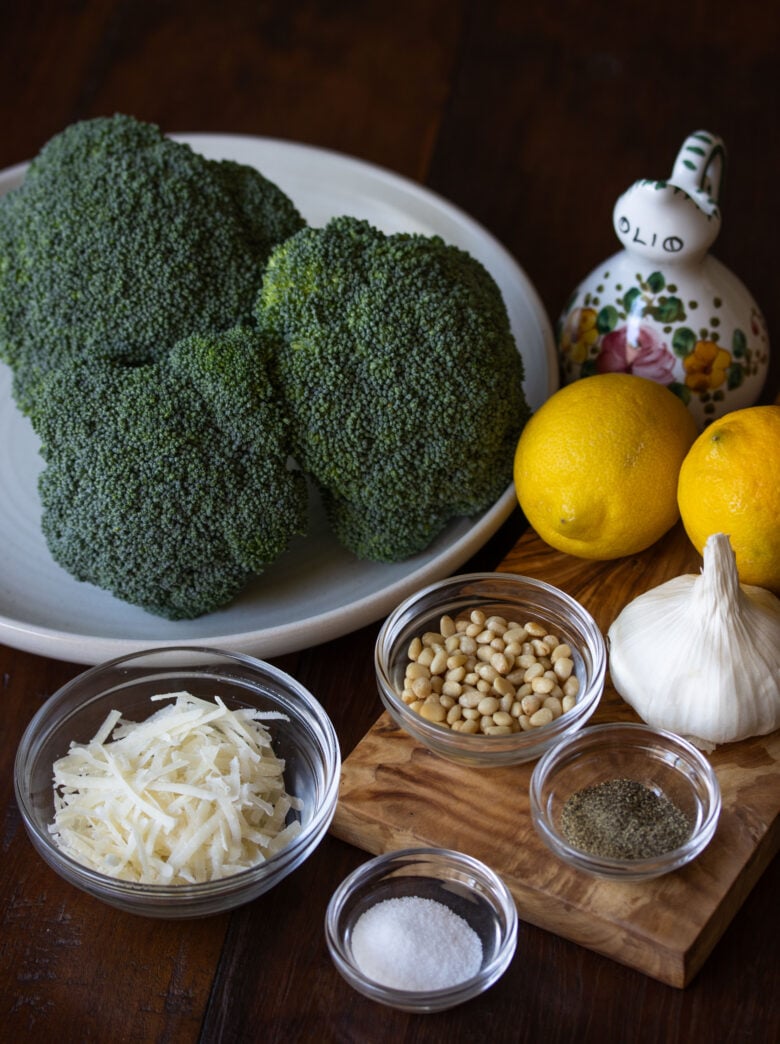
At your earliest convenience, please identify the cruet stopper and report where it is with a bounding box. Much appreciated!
[557,130,770,427]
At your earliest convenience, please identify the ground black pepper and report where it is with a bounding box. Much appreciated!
[560,777,692,860]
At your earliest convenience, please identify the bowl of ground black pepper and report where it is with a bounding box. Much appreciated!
[529,722,721,880]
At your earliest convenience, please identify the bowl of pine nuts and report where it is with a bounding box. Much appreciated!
[375,572,607,766]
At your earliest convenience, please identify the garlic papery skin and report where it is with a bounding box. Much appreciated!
[607,533,780,752]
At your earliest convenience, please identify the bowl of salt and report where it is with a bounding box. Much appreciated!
[324,847,518,1012]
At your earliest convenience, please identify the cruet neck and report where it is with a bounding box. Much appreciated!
[612,130,726,265]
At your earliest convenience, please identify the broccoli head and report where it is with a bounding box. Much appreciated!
[0,113,305,412]
[28,326,307,620]
[256,215,530,562]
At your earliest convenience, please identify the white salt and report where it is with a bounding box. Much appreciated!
[350,895,483,991]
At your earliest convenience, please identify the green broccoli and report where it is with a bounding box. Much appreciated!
[28,326,307,620]
[0,113,305,413]
[256,215,530,562]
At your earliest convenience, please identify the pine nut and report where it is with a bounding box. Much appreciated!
[447,704,462,725]
[417,647,435,668]
[503,627,527,644]
[521,694,541,715]
[459,689,481,709]
[406,661,430,680]
[543,695,563,718]
[553,657,574,681]
[459,636,477,655]
[529,707,554,727]
[477,696,500,716]
[490,651,511,674]
[494,676,516,698]
[485,615,508,633]
[411,676,431,699]
[531,676,555,695]
[429,649,448,675]
[440,614,456,638]
[420,699,446,723]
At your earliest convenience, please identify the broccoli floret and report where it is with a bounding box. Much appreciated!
[256,215,530,562]
[28,326,307,620]
[0,113,305,413]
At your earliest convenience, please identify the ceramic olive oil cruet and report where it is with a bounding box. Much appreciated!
[557,131,769,427]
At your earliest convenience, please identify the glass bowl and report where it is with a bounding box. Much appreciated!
[14,646,341,918]
[529,722,721,881]
[325,847,518,1012]
[375,572,607,767]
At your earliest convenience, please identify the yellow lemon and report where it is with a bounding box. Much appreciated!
[677,405,780,591]
[513,373,698,560]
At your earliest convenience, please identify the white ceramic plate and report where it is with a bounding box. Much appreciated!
[0,134,556,665]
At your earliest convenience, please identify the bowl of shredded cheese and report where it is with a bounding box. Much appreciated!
[325,847,518,1012]
[14,646,341,917]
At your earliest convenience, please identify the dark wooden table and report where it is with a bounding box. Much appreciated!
[1,3,778,1041]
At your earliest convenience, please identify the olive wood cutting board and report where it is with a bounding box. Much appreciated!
[329,522,780,988]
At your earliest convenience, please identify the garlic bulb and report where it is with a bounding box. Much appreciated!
[608,533,780,751]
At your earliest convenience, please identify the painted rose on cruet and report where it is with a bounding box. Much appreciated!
[557,130,769,428]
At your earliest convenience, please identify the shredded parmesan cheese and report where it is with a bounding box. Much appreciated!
[49,691,303,884]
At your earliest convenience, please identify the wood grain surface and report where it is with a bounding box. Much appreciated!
[2,2,779,1041]
[332,525,780,987]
